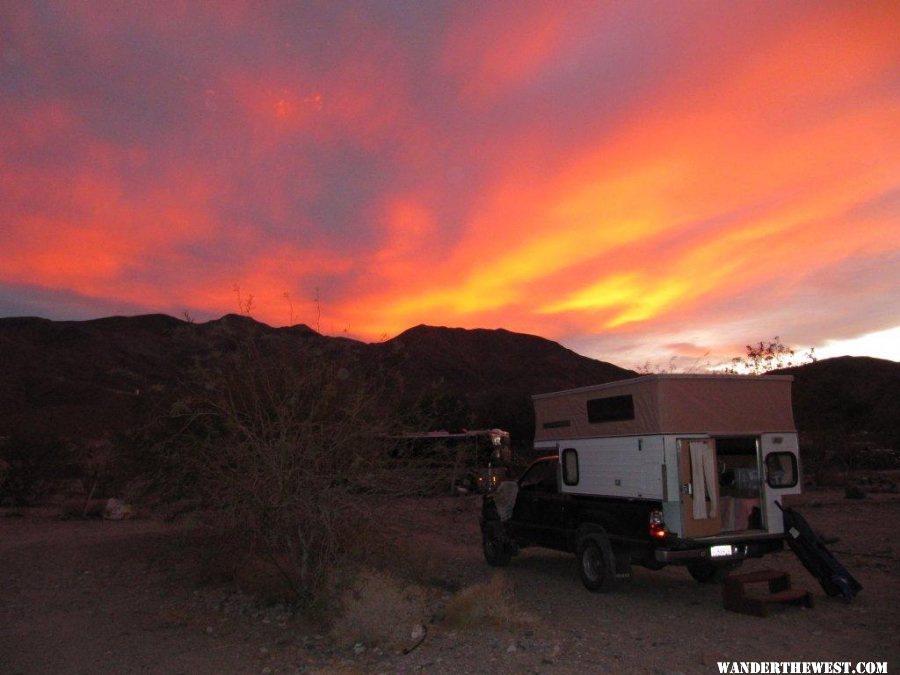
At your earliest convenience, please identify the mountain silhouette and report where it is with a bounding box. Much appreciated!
[0,315,630,445]
[1,315,897,457]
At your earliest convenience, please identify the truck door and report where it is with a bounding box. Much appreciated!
[677,438,722,538]
[510,458,567,549]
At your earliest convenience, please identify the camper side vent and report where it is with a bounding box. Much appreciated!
[543,419,572,429]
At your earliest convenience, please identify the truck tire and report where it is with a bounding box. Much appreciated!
[687,560,741,583]
[577,535,617,593]
[482,522,511,567]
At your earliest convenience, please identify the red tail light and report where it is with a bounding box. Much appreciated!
[649,509,668,539]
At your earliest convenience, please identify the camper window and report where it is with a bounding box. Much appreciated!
[562,448,579,485]
[765,452,798,488]
[586,395,635,424]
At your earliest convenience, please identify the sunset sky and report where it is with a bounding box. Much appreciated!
[2,1,899,369]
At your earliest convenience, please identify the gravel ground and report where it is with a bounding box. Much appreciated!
[1,487,898,674]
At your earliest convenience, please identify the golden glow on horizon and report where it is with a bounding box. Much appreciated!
[542,274,690,329]
[818,326,900,362]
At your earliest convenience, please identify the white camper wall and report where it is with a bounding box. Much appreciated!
[558,435,666,499]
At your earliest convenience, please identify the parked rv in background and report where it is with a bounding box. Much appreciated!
[395,428,511,493]
[482,375,802,590]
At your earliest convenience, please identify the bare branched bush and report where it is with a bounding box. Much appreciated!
[164,339,419,606]
[726,337,816,374]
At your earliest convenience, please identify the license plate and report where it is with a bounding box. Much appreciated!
[710,544,733,558]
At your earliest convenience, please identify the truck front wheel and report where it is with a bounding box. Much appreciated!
[482,522,511,567]
[578,536,617,593]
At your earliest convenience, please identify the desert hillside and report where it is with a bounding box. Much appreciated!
[1,314,898,460]
[0,314,632,446]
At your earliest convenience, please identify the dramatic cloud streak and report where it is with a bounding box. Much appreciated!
[2,1,899,366]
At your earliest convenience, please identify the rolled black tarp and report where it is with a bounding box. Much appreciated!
[777,502,862,601]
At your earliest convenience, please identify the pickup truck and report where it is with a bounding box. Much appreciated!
[480,455,784,592]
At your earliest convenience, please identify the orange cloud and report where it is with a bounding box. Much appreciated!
[336,2,899,351]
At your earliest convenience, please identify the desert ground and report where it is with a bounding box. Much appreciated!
[1,485,898,674]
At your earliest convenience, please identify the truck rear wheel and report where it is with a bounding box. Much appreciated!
[578,535,617,593]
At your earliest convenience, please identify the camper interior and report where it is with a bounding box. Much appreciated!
[714,436,763,532]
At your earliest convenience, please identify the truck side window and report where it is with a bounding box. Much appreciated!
[520,460,558,493]
[519,462,547,490]
[562,448,579,485]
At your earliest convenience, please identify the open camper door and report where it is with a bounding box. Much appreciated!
[760,433,802,534]
[678,439,722,538]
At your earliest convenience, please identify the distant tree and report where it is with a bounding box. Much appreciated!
[232,283,255,315]
[726,337,816,375]
[282,292,295,326]
[313,286,321,334]
[635,355,679,374]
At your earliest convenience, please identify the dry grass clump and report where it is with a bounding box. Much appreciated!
[362,495,482,592]
[443,573,537,629]
[364,531,465,592]
[330,570,430,650]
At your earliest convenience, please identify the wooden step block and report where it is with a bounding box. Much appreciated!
[726,588,814,617]
[726,569,788,585]
[724,569,791,596]
[722,568,814,617]
[764,589,815,606]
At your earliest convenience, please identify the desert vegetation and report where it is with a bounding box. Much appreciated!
[125,330,446,610]
[726,337,817,375]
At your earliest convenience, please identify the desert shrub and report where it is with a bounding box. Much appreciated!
[726,337,816,374]
[154,338,418,607]
[367,531,462,591]
[443,574,536,629]
[330,570,429,649]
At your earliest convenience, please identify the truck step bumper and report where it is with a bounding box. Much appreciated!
[654,544,749,563]
[654,537,783,563]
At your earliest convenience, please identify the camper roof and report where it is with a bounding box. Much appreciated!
[533,374,795,441]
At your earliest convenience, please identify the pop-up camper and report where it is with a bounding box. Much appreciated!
[482,374,802,590]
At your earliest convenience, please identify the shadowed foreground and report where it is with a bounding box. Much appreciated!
[1,491,898,674]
